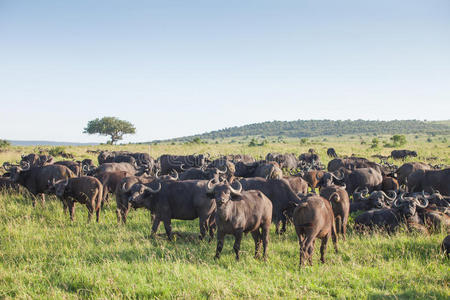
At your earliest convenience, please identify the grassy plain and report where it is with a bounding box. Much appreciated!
[0,134,449,298]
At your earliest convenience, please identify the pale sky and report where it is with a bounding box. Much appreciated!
[1,0,449,143]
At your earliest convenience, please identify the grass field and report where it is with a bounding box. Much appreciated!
[0,135,449,298]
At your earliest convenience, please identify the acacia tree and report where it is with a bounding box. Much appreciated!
[83,117,136,144]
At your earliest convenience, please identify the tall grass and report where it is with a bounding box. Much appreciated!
[0,192,448,298]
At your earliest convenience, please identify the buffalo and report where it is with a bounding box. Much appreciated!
[319,185,350,240]
[239,177,302,234]
[159,154,207,174]
[206,180,272,261]
[407,168,450,195]
[391,150,417,160]
[354,194,427,233]
[327,148,338,158]
[5,163,75,206]
[292,195,338,266]
[50,176,103,222]
[128,180,216,240]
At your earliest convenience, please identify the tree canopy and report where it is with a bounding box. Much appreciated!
[83,117,136,144]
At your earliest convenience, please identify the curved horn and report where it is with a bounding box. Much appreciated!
[2,162,11,171]
[229,180,242,196]
[329,192,340,202]
[179,164,186,171]
[121,182,128,192]
[218,166,227,174]
[206,179,218,193]
[416,197,428,208]
[147,182,161,194]
[381,190,397,202]
[170,170,178,180]
[393,198,401,207]
[155,170,160,179]
[331,172,344,180]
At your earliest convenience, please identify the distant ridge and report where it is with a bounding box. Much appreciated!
[155,119,450,142]
[9,140,99,146]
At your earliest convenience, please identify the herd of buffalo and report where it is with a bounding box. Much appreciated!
[1,148,449,265]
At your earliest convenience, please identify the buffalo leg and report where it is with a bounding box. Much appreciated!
[251,231,262,259]
[320,234,329,263]
[261,225,270,260]
[96,207,100,223]
[68,201,75,222]
[233,230,243,261]
[215,231,225,259]
[151,216,161,235]
[86,203,93,223]
[198,217,207,240]
[162,218,173,240]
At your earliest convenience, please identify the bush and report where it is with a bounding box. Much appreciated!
[390,134,407,147]
[0,139,11,149]
[48,146,74,159]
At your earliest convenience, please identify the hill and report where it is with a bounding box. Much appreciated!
[160,119,450,142]
[8,140,99,146]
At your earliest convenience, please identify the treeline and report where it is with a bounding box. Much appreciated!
[160,119,450,142]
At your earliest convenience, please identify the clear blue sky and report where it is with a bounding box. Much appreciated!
[1,0,449,143]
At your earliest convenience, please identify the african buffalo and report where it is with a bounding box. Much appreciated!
[354,194,427,233]
[320,185,350,240]
[206,180,272,261]
[292,195,338,266]
[50,176,103,222]
[6,163,75,206]
[395,162,432,186]
[238,177,302,234]
[407,168,450,195]
[128,180,216,240]
[391,150,417,160]
[159,154,207,174]
[327,148,338,158]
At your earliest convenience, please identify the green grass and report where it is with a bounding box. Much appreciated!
[0,191,448,299]
[0,137,449,298]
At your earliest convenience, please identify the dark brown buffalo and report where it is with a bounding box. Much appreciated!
[6,164,75,206]
[407,168,450,195]
[20,153,54,168]
[354,194,427,233]
[350,190,396,213]
[128,180,216,240]
[284,176,308,195]
[266,153,298,170]
[301,170,325,193]
[442,235,450,257]
[328,157,384,174]
[327,148,338,158]
[50,176,103,222]
[391,150,417,160]
[206,180,272,261]
[159,154,207,174]
[234,161,283,180]
[320,185,350,240]
[54,161,82,176]
[382,176,399,193]
[95,171,129,204]
[395,162,432,186]
[343,167,383,195]
[292,195,338,266]
[239,177,302,234]
[92,162,148,177]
